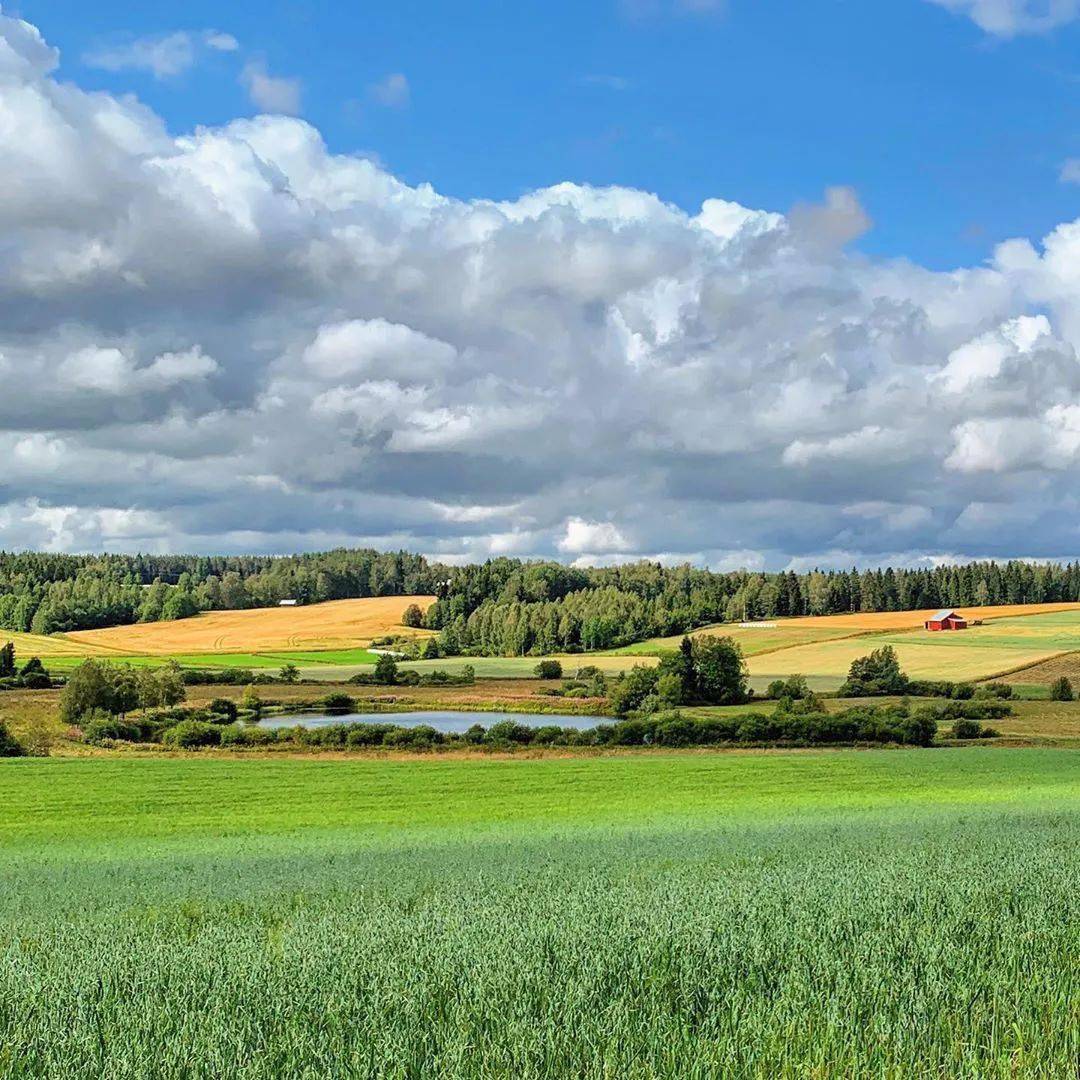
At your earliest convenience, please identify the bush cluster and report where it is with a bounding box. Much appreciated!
[536,666,608,700]
[182,669,280,686]
[1050,676,1075,702]
[905,679,1013,700]
[948,718,1002,740]
[347,661,475,688]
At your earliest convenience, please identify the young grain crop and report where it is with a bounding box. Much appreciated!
[0,750,1078,1077]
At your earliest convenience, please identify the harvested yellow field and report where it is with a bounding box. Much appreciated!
[782,602,1080,631]
[0,630,113,658]
[64,596,436,656]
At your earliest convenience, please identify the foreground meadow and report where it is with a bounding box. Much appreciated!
[1,749,1078,1077]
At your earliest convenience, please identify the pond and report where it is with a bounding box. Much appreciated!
[257,710,601,734]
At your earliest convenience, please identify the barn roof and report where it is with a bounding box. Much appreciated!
[928,609,963,621]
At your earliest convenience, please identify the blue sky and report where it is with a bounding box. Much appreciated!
[17,0,1080,270]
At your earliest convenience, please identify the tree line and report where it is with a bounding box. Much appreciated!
[2,548,1080,646]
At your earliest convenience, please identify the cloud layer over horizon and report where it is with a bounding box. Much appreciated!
[2,11,1080,570]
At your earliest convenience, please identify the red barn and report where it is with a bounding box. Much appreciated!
[924,609,968,632]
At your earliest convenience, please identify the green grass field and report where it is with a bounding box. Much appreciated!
[41,649,383,673]
[1,749,1079,1076]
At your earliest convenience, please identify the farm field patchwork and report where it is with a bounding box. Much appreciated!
[747,607,1080,690]
[8,601,1080,688]
[0,749,1079,1076]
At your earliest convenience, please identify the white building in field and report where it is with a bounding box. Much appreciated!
[278,599,299,607]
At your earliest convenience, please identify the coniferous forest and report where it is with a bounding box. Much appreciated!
[1,550,1079,656]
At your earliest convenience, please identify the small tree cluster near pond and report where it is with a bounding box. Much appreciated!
[610,635,749,716]
[59,659,186,724]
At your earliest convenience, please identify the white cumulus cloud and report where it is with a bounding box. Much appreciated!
[2,10,1080,564]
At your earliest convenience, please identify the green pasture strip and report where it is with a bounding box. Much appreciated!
[0,747,1075,850]
[264,649,380,665]
[43,653,291,671]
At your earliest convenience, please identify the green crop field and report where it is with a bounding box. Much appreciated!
[1,749,1079,1077]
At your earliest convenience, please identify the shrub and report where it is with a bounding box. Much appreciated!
[652,713,700,747]
[345,723,396,747]
[240,685,262,715]
[278,664,301,684]
[978,682,1014,700]
[486,720,535,745]
[81,711,142,745]
[937,700,1013,721]
[219,721,274,747]
[1050,676,1075,702]
[161,720,222,749]
[323,692,354,714]
[401,603,425,628]
[767,675,811,700]
[906,680,955,698]
[948,718,983,740]
[207,698,239,723]
[948,718,1000,740]
[384,725,443,749]
[534,660,563,680]
[0,720,25,757]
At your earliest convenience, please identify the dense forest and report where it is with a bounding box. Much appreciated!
[1,549,1079,654]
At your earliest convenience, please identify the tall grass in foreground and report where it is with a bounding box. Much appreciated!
[0,753,1078,1077]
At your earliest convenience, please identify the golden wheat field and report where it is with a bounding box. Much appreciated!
[62,596,437,655]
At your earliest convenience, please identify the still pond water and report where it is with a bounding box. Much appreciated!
[258,711,599,734]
